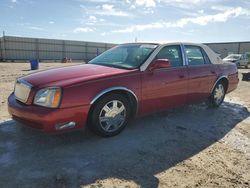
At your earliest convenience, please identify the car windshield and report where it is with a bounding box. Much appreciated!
[225,54,241,59]
[89,44,158,69]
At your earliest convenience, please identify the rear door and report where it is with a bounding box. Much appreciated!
[141,45,188,114]
[184,45,217,104]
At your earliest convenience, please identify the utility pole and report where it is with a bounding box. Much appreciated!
[2,31,6,61]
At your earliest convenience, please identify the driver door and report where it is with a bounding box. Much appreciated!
[141,45,188,114]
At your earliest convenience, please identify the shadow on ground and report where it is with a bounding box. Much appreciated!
[0,102,249,188]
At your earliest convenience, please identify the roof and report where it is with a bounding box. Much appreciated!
[121,42,207,47]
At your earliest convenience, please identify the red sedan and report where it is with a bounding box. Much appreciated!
[8,43,239,136]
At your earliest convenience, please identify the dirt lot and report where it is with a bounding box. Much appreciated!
[0,63,250,188]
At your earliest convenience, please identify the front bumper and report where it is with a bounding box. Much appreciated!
[8,93,90,133]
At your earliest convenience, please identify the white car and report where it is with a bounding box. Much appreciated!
[223,54,250,68]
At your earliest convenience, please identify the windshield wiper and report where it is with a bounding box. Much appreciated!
[94,63,134,70]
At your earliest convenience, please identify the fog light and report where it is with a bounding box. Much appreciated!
[55,121,76,130]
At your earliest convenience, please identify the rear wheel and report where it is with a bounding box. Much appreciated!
[89,94,131,137]
[207,82,225,107]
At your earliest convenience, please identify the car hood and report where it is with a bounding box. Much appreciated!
[21,64,137,87]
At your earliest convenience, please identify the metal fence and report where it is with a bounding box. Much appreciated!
[0,36,116,62]
[1,36,250,61]
[205,42,250,58]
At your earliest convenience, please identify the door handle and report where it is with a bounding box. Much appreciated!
[179,75,185,78]
[211,70,216,74]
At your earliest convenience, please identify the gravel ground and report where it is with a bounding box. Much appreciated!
[0,63,249,188]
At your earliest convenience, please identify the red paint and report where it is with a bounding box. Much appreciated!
[8,61,238,133]
[23,64,134,87]
[187,64,217,103]
[8,93,90,132]
[148,59,171,71]
[141,66,188,114]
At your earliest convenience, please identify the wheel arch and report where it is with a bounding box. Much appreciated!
[90,87,139,117]
[211,75,229,93]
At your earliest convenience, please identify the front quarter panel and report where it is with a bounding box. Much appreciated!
[60,71,141,110]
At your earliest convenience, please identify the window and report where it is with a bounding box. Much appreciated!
[89,44,158,69]
[185,46,206,66]
[105,47,128,63]
[201,49,211,64]
[156,45,183,67]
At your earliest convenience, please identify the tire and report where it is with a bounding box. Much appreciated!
[207,82,226,108]
[88,94,131,137]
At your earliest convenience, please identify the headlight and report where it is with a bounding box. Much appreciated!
[34,87,62,108]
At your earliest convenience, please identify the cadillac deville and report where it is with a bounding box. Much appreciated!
[8,43,239,136]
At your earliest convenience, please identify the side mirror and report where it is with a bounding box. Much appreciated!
[148,59,171,71]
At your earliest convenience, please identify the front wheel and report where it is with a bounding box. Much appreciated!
[207,82,226,107]
[88,94,131,137]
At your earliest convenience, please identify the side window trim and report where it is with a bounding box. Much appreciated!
[180,44,188,66]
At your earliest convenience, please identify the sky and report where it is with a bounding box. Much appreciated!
[0,0,250,43]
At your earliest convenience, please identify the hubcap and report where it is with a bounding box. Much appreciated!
[99,100,126,132]
[214,84,224,104]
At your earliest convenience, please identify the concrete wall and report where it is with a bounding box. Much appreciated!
[0,36,116,62]
[205,42,250,58]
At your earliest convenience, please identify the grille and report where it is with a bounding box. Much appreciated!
[14,79,32,103]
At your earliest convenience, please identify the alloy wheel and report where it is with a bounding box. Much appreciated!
[99,100,126,132]
[214,84,225,105]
